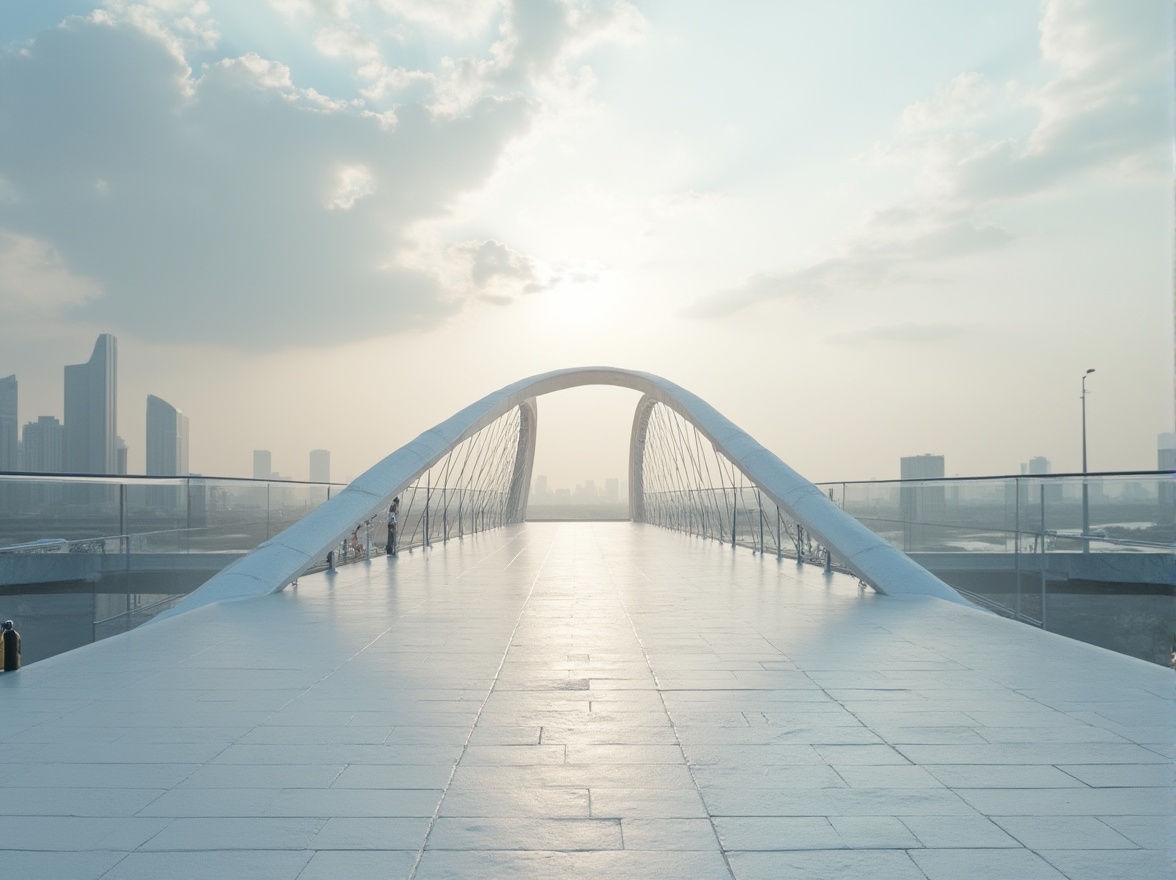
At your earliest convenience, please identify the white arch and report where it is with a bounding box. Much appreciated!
[157,367,968,621]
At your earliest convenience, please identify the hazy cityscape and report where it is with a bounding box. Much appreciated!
[3,334,1171,496]
[0,333,332,484]
[0,3,1172,876]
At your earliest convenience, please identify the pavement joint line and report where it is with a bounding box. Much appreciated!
[405,527,557,879]
[607,537,739,879]
[127,575,436,827]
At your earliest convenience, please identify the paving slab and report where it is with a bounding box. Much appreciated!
[0,522,1171,878]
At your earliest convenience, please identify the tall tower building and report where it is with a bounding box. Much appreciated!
[253,450,272,480]
[899,454,945,551]
[0,375,16,472]
[1159,433,1176,522]
[1159,433,1176,471]
[22,416,64,473]
[309,449,330,483]
[115,437,128,475]
[146,395,190,476]
[63,334,117,474]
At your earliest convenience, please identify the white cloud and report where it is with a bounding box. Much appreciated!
[0,2,647,348]
[451,238,557,299]
[0,16,535,347]
[0,232,103,315]
[375,0,502,41]
[824,321,975,346]
[897,72,992,134]
[690,0,1170,319]
[686,210,1013,319]
[214,52,297,92]
[327,164,376,209]
[430,0,648,114]
[312,24,381,63]
[100,0,221,59]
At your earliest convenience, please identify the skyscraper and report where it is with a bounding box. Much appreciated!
[1019,456,1059,503]
[22,416,63,473]
[253,450,272,480]
[309,449,330,483]
[0,375,16,472]
[63,334,117,474]
[899,454,945,551]
[146,395,190,476]
[1160,433,1175,522]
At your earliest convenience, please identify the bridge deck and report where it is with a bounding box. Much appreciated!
[1,522,1171,879]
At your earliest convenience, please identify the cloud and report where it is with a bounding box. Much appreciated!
[326,165,377,210]
[0,16,534,348]
[897,72,992,135]
[431,0,648,113]
[0,231,103,315]
[942,0,1170,203]
[824,322,975,347]
[262,0,647,112]
[689,0,1170,319]
[686,215,1012,318]
[465,239,538,287]
[450,238,556,299]
[0,3,646,348]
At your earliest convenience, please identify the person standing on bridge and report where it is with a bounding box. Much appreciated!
[386,497,399,556]
[1,620,20,671]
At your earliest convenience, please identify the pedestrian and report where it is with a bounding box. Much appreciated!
[1,620,20,672]
[386,497,399,556]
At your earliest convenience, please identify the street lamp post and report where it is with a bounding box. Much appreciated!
[1081,368,1095,553]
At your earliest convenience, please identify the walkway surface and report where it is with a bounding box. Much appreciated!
[1,522,1172,879]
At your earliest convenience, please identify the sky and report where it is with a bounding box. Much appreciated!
[0,0,1172,487]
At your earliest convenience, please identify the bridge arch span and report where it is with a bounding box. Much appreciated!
[159,367,968,621]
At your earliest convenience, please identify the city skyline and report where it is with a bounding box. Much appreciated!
[0,331,1171,485]
[0,2,1171,488]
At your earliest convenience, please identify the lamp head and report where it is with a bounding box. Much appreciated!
[1085,368,1096,375]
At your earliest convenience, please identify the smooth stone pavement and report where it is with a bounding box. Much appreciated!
[0,522,1172,879]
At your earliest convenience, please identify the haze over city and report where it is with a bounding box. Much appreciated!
[0,0,1171,488]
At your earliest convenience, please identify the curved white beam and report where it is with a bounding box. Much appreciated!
[157,367,969,622]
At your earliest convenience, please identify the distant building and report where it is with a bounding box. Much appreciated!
[604,477,619,502]
[22,416,63,473]
[309,449,330,483]
[253,449,272,480]
[1159,433,1176,470]
[0,375,16,472]
[63,334,117,474]
[1021,456,1050,475]
[1015,455,1059,505]
[115,437,128,475]
[899,454,945,551]
[1160,433,1176,521]
[900,454,944,481]
[532,475,550,503]
[146,395,190,476]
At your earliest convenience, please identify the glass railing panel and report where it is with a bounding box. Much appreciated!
[815,472,1175,665]
[0,473,341,663]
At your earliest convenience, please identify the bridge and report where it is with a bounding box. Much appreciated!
[1,368,1171,879]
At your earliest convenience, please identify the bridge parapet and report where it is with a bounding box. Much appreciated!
[157,367,969,621]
